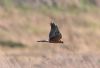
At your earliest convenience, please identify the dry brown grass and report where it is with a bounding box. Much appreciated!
[0,7,100,52]
[0,6,100,67]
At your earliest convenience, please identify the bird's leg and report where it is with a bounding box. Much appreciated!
[59,40,63,43]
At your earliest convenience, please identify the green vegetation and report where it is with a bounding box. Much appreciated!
[0,40,25,48]
[35,4,65,16]
[0,0,13,11]
[0,0,99,15]
[16,3,33,13]
[80,0,97,12]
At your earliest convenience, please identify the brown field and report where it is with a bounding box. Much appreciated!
[0,0,100,68]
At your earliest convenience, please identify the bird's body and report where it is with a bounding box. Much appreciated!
[37,19,63,43]
[49,20,63,43]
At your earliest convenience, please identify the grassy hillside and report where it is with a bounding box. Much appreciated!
[0,0,100,68]
[0,0,100,52]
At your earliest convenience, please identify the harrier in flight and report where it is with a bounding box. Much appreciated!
[37,20,63,43]
[49,20,63,43]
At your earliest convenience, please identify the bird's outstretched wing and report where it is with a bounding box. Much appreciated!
[49,20,63,43]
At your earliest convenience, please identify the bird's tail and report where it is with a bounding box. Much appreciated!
[37,40,49,42]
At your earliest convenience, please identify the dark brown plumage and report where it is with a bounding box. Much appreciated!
[49,20,63,43]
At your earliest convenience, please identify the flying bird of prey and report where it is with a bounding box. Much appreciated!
[49,20,63,43]
[37,20,63,43]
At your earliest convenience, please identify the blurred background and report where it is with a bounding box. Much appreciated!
[0,0,100,68]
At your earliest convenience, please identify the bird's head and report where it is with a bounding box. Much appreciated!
[50,20,56,27]
[50,22,56,28]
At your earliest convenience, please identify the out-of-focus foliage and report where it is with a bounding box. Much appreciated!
[0,0,100,51]
[0,0,100,12]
